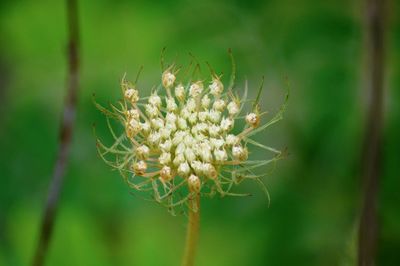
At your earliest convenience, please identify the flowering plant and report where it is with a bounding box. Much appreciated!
[95,51,287,215]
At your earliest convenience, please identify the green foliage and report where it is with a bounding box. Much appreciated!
[0,0,399,265]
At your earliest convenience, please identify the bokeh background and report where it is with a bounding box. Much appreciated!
[1,0,399,265]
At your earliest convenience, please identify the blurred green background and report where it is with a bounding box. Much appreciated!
[1,0,399,265]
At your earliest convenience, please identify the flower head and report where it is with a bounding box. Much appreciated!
[95,53,287,213]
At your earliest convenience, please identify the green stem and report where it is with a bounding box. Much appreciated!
[182,195,200,266]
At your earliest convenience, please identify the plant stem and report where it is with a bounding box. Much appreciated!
[32,0,80,265]
[358,0,385,265]
[182,195,200,266]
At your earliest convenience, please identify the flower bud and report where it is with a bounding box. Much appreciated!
[149,92,161,107]
[209,78,224,96]
[151,118,164,130]
[214,149,228,162]
[184,148,196,162]
[166,97,178,112]
[177,117,188,130]
[166,121,177,132]
[209,124,221,137]
[178,162,191,176]
[133,160,147,175]
[232,145,248,161]
[186,98,197,112]
[199,145,212,162]
[145,104,158,118]
[140,121,151,135]
[124,88,139,103]
[159,152,172,165]
[213,99,226,112]
[203,163,217,179]
[225,134,239,146]
[126,119,141,138]
[196,123,208,133]
[188,113,197,124]
[175,84,185,101]
[188,174,201,192]
[189,81,203,97]
[191,161,203,175]
[201,94,211,109]
[246,113,260,127]
[160,166,173,182]
[208,110,221,123]
[166,112,177,122]
[172,130,186,146]
[198,111,208,122]
[180,107,190,119]
[227,101,239,116]
[220,117,234,131]
[160,139,172,152]
[160,128,172,139]
[126,108,140,120]
[148,131,161,146]
[162,70,176,89]
[136,145,150,160]
[210,138,224,149]
[176,142,186,154]
[173,153,186,166]
[184,134,195,146]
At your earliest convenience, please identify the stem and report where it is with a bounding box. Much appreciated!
[358,0,385,265]
[182,195,200,266]
[32,0,80,265]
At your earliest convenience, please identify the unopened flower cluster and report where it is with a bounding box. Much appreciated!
[96,60,285,211]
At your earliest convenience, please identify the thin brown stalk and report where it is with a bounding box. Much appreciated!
[358,0,386,265]
[32,0,80,265]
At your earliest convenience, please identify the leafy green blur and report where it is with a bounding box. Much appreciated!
[0,0,399,265]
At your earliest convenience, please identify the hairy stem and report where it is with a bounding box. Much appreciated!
[182,195,200,266]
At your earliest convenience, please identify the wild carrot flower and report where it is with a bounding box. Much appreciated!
[94,51,287,214]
